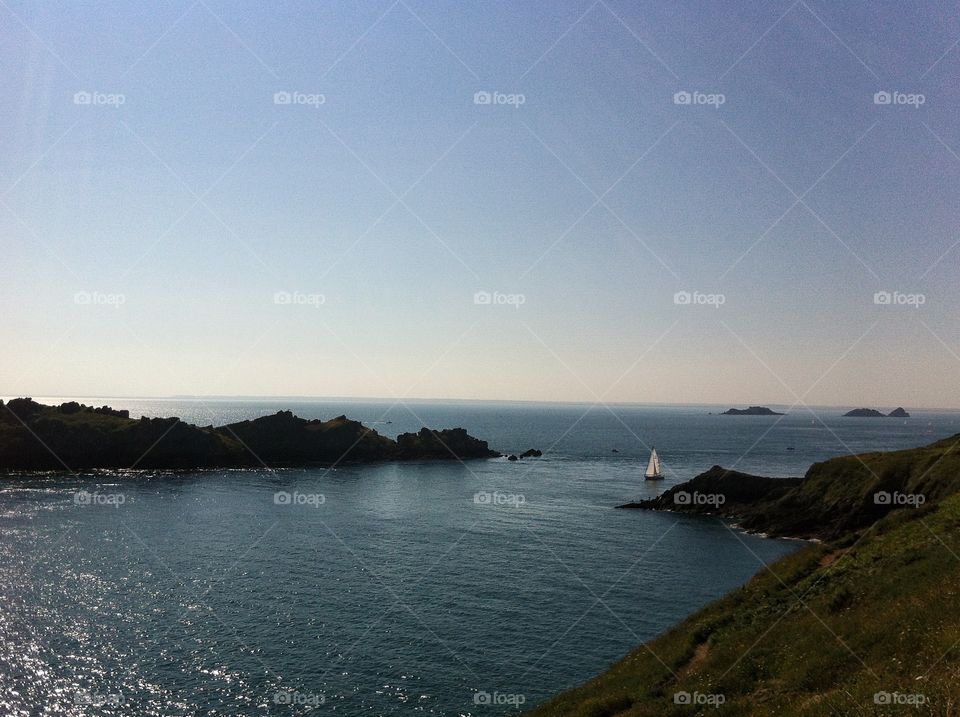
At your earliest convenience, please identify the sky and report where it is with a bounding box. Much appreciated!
[2,0,959,408]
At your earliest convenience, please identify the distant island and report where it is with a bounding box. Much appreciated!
[0,398,499,471]
[720,406,784,415]
[843,406,910,418]
[530,434,960,715]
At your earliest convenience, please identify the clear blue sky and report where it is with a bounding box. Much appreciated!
[2,1,959,407]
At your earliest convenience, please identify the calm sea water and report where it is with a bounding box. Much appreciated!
[2,398,957,715]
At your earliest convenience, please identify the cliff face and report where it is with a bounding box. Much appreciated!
[0,399,499,471]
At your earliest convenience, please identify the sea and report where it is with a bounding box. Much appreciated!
[1,397,957,716]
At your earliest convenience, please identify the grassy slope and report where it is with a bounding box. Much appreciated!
[528,444,960,716]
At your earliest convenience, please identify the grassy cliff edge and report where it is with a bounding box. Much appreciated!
[527,436,960,716]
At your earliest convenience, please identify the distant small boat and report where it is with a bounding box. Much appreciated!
[644,447,663,480]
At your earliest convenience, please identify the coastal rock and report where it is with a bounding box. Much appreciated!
[395,427,500,460]
[720,406,784,415]
[507,454,518,461]
[843,408,886,417]
[519,448,542,458]
[0,399,500,471]
[888,407,910,418]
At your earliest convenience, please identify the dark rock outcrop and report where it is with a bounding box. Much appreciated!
[843,408,886,417]
[0,399,499,471]
[519,448,542,458]
[721,406,784,415]
[888,407,910,418]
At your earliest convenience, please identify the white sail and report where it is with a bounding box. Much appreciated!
[644,447,662,479]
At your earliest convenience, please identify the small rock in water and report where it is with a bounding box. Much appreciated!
[507,454,518,462]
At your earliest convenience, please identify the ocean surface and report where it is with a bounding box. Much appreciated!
[2,398,958,716]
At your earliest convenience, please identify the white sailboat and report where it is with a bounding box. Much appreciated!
[644,447,663,480]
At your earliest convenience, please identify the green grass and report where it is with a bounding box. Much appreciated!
[527,450,960,716]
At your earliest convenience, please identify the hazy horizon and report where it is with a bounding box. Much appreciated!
[4,2,960,407]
